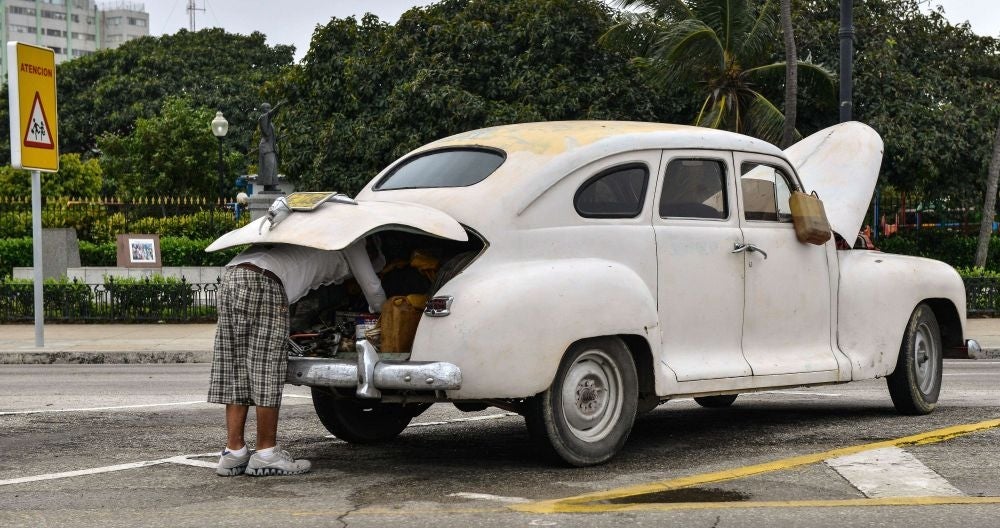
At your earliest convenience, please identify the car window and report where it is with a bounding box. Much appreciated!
[574,164,648,218]
[659,159,728,219]
[741,163,794,222]
[375,148,505,190]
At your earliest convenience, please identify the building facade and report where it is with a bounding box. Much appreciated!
[0,0,148,71]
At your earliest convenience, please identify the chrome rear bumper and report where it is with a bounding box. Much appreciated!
[286,339,462,399]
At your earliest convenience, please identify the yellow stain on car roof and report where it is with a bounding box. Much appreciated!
[426,121,695,156]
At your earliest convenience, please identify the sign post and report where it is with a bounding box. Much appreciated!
[8,42,59,347]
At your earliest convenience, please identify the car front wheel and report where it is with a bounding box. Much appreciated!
[887,304,942,415]
[526,337,638,467]
[311,387,429,443]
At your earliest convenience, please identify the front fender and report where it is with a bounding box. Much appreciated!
[837,251,966,379]
[409,259,659,399]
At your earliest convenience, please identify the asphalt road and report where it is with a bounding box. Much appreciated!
[1,361,998,527]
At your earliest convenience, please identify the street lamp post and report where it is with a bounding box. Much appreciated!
[211,111,229,234]
[839,0,854,123]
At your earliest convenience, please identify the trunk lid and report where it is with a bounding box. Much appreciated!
[205,198,468,252]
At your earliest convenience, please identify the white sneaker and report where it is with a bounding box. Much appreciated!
[216,447,251,477]
[245,448,311,476]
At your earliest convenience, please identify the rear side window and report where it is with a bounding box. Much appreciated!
[375,148,505,190]
[660,159,728,219]
[574,164,649,218]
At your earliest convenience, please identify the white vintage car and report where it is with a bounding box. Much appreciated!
[208,121,978,466]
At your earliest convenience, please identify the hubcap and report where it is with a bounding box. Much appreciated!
[560,349,623,442]
[913,321,939,395]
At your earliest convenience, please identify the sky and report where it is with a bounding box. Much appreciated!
[143,0,1000,63]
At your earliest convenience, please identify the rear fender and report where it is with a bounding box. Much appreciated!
[410,259,659,399]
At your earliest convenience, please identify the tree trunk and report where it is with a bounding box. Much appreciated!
[974,117,1000,268]
[780,0,798,149]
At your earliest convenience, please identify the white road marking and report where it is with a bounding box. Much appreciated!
[323,412,518,439]
[408,412,518,428]
[0,400,209,416]
[0,452,220,486]
[448,492,530,504]
[1,393,309,416]
[0,459,170,486]
[282,394,312,398]
[825,446,964,498]
[163,453,220,469]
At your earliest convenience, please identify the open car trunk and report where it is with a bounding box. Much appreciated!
[207,196,485,361]
[286,228,485,360]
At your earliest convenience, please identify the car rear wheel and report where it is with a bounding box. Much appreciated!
[311,387,429,444]
[694,394,738,408]
[525,337,638,467]
[887,304,942,415]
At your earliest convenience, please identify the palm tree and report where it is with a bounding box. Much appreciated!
[601,0,833,145]
[780,0,797,148]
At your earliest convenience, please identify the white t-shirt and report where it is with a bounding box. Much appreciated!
[227,244,353,304]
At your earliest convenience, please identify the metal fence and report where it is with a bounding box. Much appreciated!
[965,278,1000,317]
[870,192,985,241]
[0,278,219,323]
[0,277,995,321]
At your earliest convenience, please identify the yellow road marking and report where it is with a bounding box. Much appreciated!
[514,417,1000,513]
[519,496,1000,513]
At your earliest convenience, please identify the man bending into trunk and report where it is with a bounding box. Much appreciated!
[210,240,385,476]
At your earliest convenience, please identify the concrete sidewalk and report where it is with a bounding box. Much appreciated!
[1,320,999,364]
[0,324,216,364]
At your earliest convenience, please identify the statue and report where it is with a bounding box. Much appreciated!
[257,102,281,190]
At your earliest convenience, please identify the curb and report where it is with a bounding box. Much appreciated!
[971,347,1000,360]
[0,350,212,365]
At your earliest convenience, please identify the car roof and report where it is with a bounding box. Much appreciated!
[359,121,785,226]
[421,121,783,159]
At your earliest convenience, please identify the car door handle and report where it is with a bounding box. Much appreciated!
[732,243,768,260]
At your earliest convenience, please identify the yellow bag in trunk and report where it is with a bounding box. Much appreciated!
[789,191,832,245]
[379,296,426,353]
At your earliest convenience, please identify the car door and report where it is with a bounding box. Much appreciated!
[654,151,753,381]
[733,153,839,376]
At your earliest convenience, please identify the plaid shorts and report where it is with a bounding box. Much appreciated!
[208,266,289,408]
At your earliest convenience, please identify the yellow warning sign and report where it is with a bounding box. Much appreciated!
[7,42,59,172]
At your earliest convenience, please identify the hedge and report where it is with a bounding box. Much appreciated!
[878,230,1000,272]
[0,208,247,243]
[0,275,218,322]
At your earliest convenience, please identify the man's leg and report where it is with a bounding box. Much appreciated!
[255,405,279,450]
[226,404,249,450]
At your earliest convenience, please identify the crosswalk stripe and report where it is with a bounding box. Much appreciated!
[825,447,963,498]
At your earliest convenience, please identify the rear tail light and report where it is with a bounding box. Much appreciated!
[424,296,453,317]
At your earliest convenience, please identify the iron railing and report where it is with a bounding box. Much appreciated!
[964,278,1000,317]
[0,278,219,323]
[1,277,994,321]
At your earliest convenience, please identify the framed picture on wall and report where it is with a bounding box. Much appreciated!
[116,234,161,268]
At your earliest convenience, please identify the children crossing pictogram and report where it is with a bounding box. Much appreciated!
[23,91,54,149]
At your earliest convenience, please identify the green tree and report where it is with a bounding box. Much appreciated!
[601,0,834,144]
[0,28,294,168]
[97,97,240,198]
[265,0,697,193]
[0,153,103,198]
[794,0,1000,199]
